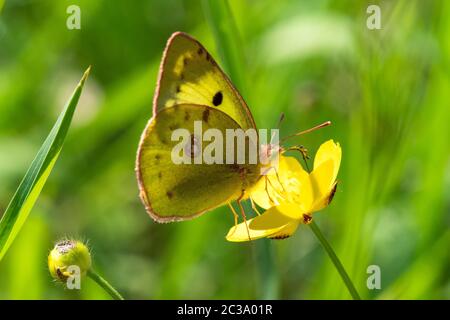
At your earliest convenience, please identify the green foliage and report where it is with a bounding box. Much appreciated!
[0,0,448,299]
[0,68,89,262]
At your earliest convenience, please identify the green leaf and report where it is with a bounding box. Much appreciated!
[0,66,90,262]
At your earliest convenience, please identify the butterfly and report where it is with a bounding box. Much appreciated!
[136,32,264,223]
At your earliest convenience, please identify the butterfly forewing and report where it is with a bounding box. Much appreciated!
[154,32,256,131]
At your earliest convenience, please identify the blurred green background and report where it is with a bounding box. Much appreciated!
[0,0,449,299]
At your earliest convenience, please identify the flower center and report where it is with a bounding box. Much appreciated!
[302,214,312,224]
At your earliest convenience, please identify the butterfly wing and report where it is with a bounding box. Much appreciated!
[154,31,256,131]
[137,104,258,222]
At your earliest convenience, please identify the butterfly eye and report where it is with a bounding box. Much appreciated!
[184,134,201,158]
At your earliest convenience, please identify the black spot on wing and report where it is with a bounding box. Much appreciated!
[166,191,173,199]
[202,109,210,123]
[176,85,181,93]
[212,91,223,106]
[197,47,203,55]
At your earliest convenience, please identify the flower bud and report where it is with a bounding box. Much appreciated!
[48,239,92,282]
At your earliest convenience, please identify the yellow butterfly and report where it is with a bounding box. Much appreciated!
[136,32,263,223]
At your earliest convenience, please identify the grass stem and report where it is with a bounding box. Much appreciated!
[309,221,361,300]
[87,269,124,300]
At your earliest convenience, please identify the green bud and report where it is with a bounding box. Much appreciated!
[48,239,92,282]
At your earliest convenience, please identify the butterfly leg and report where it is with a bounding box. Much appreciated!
[237,191,252,241]
[266,175,280,195]
[228,202,239,227]
[264,175,276,205]
[283,146,310,171]
[250,197,261,216]
[266,165,286,193]
[265,173,287,202]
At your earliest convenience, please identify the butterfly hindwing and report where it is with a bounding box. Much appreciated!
[137,104,257,222]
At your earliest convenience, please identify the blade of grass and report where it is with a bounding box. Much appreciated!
[378,230,450,299]
[202,0,279,299]
[201,0,247,97]
[0,66,90,262]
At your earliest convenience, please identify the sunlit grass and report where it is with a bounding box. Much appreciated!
[0,68,90,262]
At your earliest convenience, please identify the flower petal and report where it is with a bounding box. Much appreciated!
[313,139,341,183]
[310,140,341,207]
[251,155,313,211]
[311,181,338,212]
[267,220,300,240]
[310,159,334,197]
[226,204,301,242]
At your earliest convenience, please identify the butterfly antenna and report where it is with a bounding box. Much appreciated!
[271,113,285,144]
[280,121,331,144]
[276,112,285,130]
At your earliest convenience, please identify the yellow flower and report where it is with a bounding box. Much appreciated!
[226,139,341,242]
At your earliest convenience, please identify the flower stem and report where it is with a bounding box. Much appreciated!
[255,240,279,299]
[87,269,124,300]
[309,221,361,300]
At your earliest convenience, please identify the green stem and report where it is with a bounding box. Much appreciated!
[87,268,124,300]
[309,221,361,300]
[255,240,279,299]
